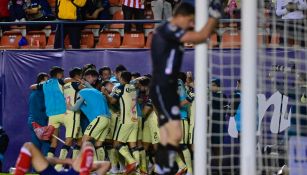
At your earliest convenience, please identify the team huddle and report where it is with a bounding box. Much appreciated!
[21,64,196,175]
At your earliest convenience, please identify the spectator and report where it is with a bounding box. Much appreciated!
[0,0,10,21]
[151,0,173,27]
[276,0,307,46]
[0,0,10,31]
[122,0,145,32]
[209,78,229,174]
[224,0,240,19]
[9,0,26,22]
[25,0,55,30]
[54,0,87,49]
[82,0,110,21]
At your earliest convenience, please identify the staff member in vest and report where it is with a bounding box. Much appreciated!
[68,88,111,161]
[54,0,87,49]
[28,72,50,156]
[31,66,67,158]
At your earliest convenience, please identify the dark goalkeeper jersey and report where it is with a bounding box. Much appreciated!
[150,0,222,86]
[151,22,186,86]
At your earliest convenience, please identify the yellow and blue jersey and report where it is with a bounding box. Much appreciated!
[112,84,138,124]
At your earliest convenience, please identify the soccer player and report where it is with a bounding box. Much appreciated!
[55,67,90,170]
[68,87,111,162]
[101,71,138,174]
[150,2,221,173]
[28,72,50,156]
[14,141,110,175]
[98,66,112,82]
[109,64,127,86]
[100,80,122,173]
[31,66,67,158]
[176,76,192,175]
[138,77,160,174]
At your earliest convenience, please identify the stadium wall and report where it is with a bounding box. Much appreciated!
[0,49,305,171]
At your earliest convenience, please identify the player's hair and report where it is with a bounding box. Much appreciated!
[115,64,127,73]
[36,72,48,83]
[49,66,64,78]
[99,66,111,75]
[69,67,82,78]
[84,69,99,77]
[131,72,141,78]
[120,71,132,83]
[144,74,152,79]
[211,78,221,87]
[101,80,113,87]
[173,2,195,17]
[82,64,96,75]
[139,77,151,87]
[178,72,187,84]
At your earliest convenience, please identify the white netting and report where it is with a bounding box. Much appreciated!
[204,0,307,174]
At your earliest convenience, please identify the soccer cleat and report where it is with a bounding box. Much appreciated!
[124,162,137,174]
[175,167,187,175]
[108,166,119,174]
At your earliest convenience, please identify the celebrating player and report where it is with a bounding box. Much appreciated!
[28,72,50,156]
[102,71,139,174]
[150,1,221,174]
[68,87,111,161]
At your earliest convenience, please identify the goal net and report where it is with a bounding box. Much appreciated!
[203,0,307,174]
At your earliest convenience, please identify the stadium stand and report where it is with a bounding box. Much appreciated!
[23,31,47,49]
[145,31,153,48]
[121,32,145,48]
[220,29,241,48]
[96,31,121,48]
[0,31,22,49]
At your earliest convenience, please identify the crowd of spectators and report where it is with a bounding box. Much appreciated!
[1,0,307,48]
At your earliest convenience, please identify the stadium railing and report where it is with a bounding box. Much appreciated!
[1,18,305,49]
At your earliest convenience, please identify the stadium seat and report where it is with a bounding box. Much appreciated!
[145,31,153,48]
[109,0,121,6]
[0,31,23,49]
[257,33,269,47]
[80,31,95,48]
[96,31,121,48]
[220,30,241,48]
[47,0,56,8]
[46,32,70,49]
[109,10,124,29]
[23,31,47,49]
[121,32,145,48]
[269,33,280,47]
[209,33,219,48]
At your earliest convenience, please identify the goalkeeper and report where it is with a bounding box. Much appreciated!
[150,1,222,174]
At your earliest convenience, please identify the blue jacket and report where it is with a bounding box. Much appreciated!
[79,88,110,122]
[42,78,66,117]
[28,90,48,126]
